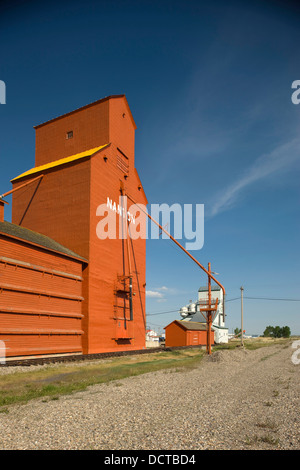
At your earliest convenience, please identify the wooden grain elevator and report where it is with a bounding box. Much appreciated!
[1,95,147,357]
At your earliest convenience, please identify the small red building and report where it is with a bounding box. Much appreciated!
[164,320,214,348]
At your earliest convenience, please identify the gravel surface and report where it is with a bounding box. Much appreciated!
[0,342,299,450]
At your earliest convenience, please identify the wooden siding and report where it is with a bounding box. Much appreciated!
[165,322,188,347]
[165,321,214,348]
[34,98,110,167]
[0,236,84,357]
[9,95,147,356]
[11,159,91,261]
[87,140,147,353]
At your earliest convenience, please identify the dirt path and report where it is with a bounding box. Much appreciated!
[0,341,299,450]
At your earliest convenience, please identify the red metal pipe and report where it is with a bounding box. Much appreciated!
[0,174,44,199]
[120,183,133,322]
[207,262,212,355]
[126,192,226,319]
[126,193,226,355]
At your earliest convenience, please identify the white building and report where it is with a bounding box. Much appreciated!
[179,286,228,343]
[146,329,160,348]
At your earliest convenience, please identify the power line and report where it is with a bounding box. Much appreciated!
[225,296,300,302]
[146,299,240,316]
[146,321,165,328]
[244,296,300,301]
[146,309,179,316]
[146,298,241,316]
[146,295,300,317]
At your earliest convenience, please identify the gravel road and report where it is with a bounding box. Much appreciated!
[0,341,299,450]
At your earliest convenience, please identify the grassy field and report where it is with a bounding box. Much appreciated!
[0,337,296,411]
[0,348,205,410]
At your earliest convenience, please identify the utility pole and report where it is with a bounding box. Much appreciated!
[240,286,244,347]
[207,262,212,355]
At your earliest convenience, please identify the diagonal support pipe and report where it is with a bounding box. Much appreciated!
[125,192,226,325]
[0,174,44,200]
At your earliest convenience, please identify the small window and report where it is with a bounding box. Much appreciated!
[66,131,73,139]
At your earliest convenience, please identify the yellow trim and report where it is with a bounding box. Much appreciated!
[11,144,109,182]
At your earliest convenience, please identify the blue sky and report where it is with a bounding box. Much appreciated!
[1,0,300,335]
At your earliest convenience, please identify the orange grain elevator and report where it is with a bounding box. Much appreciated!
[10,95,148,354]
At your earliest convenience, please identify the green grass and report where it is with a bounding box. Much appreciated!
[0,337,295,411]
[0,348,204,409]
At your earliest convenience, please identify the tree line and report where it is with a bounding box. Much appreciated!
[263,325,291,338]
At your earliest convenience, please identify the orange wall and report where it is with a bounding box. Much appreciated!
[33,95,135,168]
[0,235,84,357]
[11,160,91,260]
[10,95,147,356]
[165,322,187,347]
[87,143,147,353]
[86,97,146,353]
[186,330,214,346]
[34,99,110,167]
[109,98,136,165]
[11,160,91,353]
[165,322,214,348]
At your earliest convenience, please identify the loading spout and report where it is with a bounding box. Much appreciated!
[125,192,226,321]
[0,174,44,200]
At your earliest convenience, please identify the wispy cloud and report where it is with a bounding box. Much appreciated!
[209,137,300,217]
[146,290,165,299]
[156,286,171,292]
[146,286,175,303]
